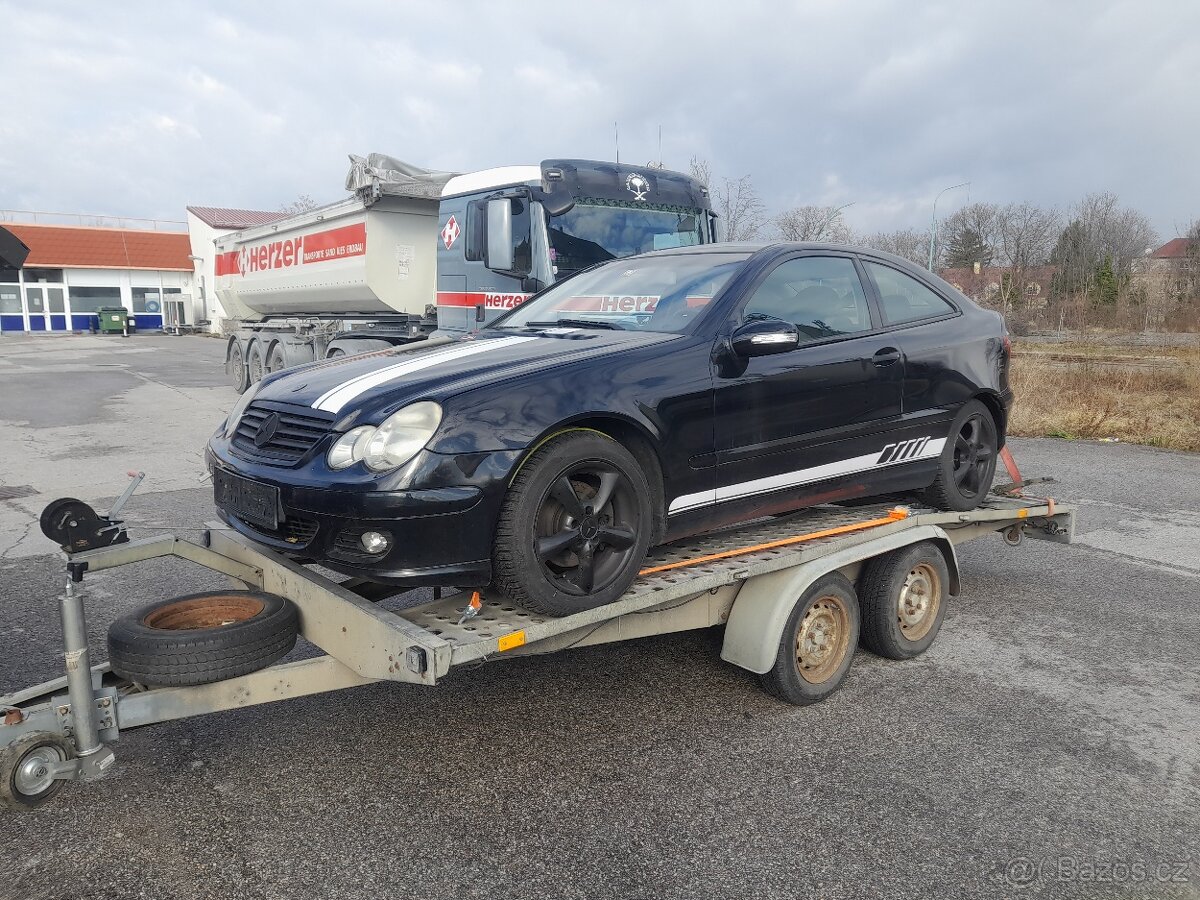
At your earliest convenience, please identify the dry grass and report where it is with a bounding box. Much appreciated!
[1009,341,1200,452]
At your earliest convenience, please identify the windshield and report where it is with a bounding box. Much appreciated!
[548,201,708,277]
[491,253,749,335]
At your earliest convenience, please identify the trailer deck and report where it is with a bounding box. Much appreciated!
[0,493,1072,810]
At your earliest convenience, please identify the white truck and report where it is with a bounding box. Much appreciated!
[216,154,715,392]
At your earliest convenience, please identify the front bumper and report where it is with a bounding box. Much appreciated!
[205,444,520,587]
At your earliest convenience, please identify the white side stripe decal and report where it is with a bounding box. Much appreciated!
[313,337,537,413]
[668,437,947,515]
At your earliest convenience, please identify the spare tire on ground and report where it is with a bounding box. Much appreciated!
[107,591,299,687]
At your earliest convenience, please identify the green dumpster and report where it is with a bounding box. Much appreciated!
[96,307,133,335]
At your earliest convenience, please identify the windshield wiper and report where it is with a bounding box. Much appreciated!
[524,318,625,331]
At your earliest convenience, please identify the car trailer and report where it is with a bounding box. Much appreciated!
[0,488,1073,810]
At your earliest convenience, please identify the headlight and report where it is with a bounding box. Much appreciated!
[325,401,442,473]
[224,381,261,438]
[327,426,375,470]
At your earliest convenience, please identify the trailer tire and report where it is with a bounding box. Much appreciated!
[227,339,250,394]
[859,542,949,660]
[247,341,267,385]
[326,348,346,359]
[107,591,299,687]
[265,340,287,374]
[760,573,860,706]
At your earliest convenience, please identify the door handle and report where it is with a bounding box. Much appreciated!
[873,347,901,366]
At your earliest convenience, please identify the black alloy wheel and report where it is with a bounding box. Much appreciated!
[922,399,999,511]
[493,431,653,616]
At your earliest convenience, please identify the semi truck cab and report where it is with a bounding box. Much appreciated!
[435,159,715,334]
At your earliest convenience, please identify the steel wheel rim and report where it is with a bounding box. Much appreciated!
[14,744,64,797]
[229,345,244,387]
[951,413,995,497]
[794,595,851,684]
[249,349,264,383]
[534,462,639,596]
[897,562,941,641]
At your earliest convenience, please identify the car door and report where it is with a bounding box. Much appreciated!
[706,252,904,520]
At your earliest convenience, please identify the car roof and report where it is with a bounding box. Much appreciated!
[640,241,924,271]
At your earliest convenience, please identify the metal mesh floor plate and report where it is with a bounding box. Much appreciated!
[398,497,1063,660]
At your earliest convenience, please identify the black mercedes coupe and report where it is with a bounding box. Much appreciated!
[207,243,1012,615]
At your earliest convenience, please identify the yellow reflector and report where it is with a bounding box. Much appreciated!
[1017,508,1029,519]
[498,631,526,652]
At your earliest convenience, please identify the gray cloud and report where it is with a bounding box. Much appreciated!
[1,0,1197,238]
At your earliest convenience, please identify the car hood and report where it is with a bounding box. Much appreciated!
[253,330,681,423]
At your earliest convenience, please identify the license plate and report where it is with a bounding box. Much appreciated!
[215,469,279,531]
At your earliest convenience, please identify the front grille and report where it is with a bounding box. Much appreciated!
[236,513,319,547]
[232,403,333,463]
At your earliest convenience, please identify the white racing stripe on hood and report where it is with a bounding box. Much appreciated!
[313,337,537,413]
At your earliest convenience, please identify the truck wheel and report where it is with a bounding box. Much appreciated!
[1,732,75,811]
[107,591,299,687]
[227,339,250,394]
[247,342,266,385]
[760,573,860,706]
[922,400,998,511]
[859,542,950,660]
[493,432,652,616]
[326,348,346,359]
[265,341,287,374]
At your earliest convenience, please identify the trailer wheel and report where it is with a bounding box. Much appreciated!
[227,339,250,394]
[247,341,267,385]
[265,341,287,374]
[326,348,346,359]
[760,573,860,705]
[1,732,74,811]
[107,591,299,687]
[859,542,950,660]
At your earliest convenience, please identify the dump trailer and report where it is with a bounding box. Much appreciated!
[218,154,715,393]
[1,462,1072,810]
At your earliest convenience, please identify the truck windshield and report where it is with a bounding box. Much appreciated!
[548,201,707,277]
[490,252,749,335]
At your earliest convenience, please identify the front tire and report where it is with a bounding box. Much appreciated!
[859,542,950,660]
[922,399,998,511]
[493,432,652,616]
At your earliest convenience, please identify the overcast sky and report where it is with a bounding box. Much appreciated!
[2,0,1197,239]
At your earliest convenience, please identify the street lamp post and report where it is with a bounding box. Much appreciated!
[926,181,970,271]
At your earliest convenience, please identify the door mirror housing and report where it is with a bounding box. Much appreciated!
[485,198,514,272]
[731,318,800,357]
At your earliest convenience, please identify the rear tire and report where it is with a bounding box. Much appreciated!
[493,432,652,616]
[107,591,299,686]
[922,399,998,511]
[760,573,860,705]
[859,542,950,660]
[265,341,287,374]
[247,341,266,385]
[227,340,249,394]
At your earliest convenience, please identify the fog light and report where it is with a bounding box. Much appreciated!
[360,531,391,554]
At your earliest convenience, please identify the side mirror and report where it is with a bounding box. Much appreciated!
[730,318,800,357]
[486,198,514,271]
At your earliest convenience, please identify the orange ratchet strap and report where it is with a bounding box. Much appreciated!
[638,507,910,577]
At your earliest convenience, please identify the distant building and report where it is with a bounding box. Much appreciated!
[186,206,288,334]
[1131,238,1196,325]
[938,265,1056,308]
[0,218,192,334]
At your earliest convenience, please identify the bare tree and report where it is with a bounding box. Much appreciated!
[774,205,854,243]
[689,156,765,242]
[279,194,319,215]
[994,202,1060,310]
[1072,192,1157,275]
[862,228,933,267]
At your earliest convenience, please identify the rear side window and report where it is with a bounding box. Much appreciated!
[865,262,956,324]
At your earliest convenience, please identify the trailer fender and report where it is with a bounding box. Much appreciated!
[720,525,959,674]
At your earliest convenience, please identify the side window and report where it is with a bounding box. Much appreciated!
[510,198,532,274]
[743,256,872,340]
[865,262,956,324]
[463,200,485,262]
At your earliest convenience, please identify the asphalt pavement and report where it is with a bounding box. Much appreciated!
[0,333,1197,900]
